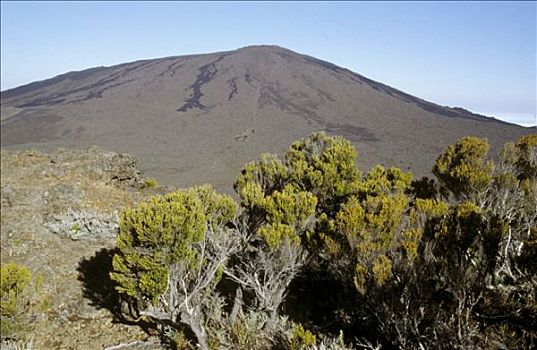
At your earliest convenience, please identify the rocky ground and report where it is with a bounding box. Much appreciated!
[1,146,176,349]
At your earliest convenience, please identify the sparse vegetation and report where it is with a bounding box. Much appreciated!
[0,147,154,349]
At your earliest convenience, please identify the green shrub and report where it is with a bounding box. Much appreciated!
[71,222,81,233]
[432,136,494,202]
[110,185,239,350]
[142,177,159,189]
[289,324,316,350]
[235,132,360,231]
[108,132,537,350]
[1,263,45,342]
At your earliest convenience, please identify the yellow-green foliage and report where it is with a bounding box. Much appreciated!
[110,185,237,303]
[142,177,159,189]
[235,133,410,260]
[289,324,317,350]
[335,196,366,247]
[353,264,368,294]
[102,132,536,349]
[372,255,392,287]
[235,153,288,194]
[71,222,81,233]
[345,194,407,244]
[235,132,361,217]
[238,177,317,247]
[346,166,411,259]
[408,198,449,232]
[401,229,421,261]
[172,330,194,350]
[261,185,317,230]
[356,165,412,197]
[285,132,360,202]
[238,182,265,209]
[237,133,360,249]
[403,199,449,259]
[433,136,494,200]
[414,198,449,216]
[360,193,408,248]
[436,201,485,255]
[333,165,412,293]
[499,135,537,204]
[337,193,407,291]
[513,134,537,179]
[455,200,482,218]
[1,263,45,340]
[258,223,301,248]
[235,133,415,294]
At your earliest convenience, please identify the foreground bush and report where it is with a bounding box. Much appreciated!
[110,132,536,349]
[110,185,241,349]
[1,263,46,347]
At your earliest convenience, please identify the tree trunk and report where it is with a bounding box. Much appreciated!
[182,313,209,350]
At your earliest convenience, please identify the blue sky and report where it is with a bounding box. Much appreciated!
[1,1,535,126]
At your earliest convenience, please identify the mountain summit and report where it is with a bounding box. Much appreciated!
[1,45,533,191]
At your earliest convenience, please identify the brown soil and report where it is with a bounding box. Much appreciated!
[0,147,167,349]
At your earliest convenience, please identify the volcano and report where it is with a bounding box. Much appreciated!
[1,45,533,192]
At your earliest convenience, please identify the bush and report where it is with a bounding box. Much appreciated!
[432,136,494,203]
[142,177,159,189]
[111,185,240,350]
[109,132,537,350]
[289,324,316,350]
[1,263,46,345]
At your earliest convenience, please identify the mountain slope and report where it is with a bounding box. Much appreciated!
[1,45,533,192]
